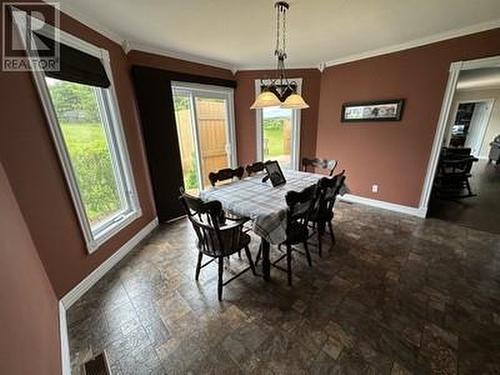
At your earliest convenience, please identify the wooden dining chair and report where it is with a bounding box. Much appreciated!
[281,184,318,285]
[302,157,338,176]
[245,161,266,176]
[255,184,317,286]
[208,166,244,187]
[310,171,346,256]
[179,188,256,300]
[434,156,477,199]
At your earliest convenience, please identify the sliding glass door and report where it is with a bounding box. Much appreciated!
[172,82,236,193]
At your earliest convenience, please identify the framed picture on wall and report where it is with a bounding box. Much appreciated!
[341,99,405,122]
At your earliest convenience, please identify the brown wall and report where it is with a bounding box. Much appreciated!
[234,69,321,166]
[0,162,61,375]
[316,28,500,207]
[0,1,156,298]
[127,50,234,80]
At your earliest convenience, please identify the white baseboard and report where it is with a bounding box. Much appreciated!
[340,194,427,218]
[58,218,158,374]
[60,218,158,309]
[59,301,71,375]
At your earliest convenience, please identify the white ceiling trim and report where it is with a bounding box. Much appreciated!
[51,1,500,75]
[234,64,320,72]
[124,41,235,72]
[323,18,500,68]
[56,1,125,46]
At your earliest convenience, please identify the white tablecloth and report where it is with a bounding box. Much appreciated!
[200,170,345,244]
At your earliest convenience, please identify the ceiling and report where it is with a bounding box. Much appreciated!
[59,0,500,71]
[457,68,500,91]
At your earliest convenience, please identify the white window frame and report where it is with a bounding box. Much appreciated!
[254,78,303,170]
[12,9,141,253]
[171,81,237,190]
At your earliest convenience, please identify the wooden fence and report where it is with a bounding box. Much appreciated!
[175,100,229,186]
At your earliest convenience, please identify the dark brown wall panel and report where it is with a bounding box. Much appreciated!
[131,66,185,222]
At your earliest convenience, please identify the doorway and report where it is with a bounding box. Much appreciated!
[255,79,302,170]
[445,100,494,157]
[172,82,237,193]
[420,55,500,233]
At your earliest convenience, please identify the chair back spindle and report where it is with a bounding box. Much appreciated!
[302,157,338,176]
[285,184,318,227]
[316,171,346,219]
[245,161,266,176]
[209,167,244,187]
[179,188,246,258]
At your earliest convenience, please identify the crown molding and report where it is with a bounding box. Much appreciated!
[125,41,236,72]
[323,18,500,68]
[46,1,500,75]
[54,1,125,46]
[234,64,321,73]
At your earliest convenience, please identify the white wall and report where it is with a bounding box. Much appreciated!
[448,88,500,158]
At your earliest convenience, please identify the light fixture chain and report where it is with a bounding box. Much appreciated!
[275,4,280,57]
[282,5,286,58]
[251,1,309,109]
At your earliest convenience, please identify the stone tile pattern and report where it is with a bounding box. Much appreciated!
[67,202,500,374]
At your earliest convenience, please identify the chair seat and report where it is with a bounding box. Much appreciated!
[197,232,251,256]
[284,221,309,245]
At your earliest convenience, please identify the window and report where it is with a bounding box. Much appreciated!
[14,12,140,252]
[261,106,295,169]
[255,79,302,170]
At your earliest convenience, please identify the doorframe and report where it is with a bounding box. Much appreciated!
[254,78,303,170]
[445,98,495,157]
[418,55,500,216]
[171,81,238,190]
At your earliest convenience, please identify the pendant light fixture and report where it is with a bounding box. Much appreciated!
[250,1,309,110]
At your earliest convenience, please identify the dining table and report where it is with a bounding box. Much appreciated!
[199,169,347,281]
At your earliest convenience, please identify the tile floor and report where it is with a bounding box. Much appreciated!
[68,202,500,374]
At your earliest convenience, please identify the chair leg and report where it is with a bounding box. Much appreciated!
[218,256,224,301]
[286,244,293,286]
[328,221,335,245]
[317,222,324,257]
[238,250,241,258]
[304,241,312,267]
[195,251,203,281]
[255,243,262,265]
[465,178,473,196]
[244,246,257,275]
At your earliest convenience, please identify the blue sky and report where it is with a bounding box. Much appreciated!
[263,106,292,119]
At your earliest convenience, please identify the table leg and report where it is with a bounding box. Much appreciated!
[261,238,271,281]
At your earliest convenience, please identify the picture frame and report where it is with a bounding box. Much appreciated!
[341,99,404,122]
[264,160,286,187]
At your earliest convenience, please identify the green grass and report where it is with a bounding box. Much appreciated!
[61,122,107,149]
[263,120,286,157]
[60,123,121,225]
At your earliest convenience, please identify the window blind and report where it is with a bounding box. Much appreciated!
[34,33,111,88]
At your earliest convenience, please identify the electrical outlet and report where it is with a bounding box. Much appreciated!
[372,184,379,193]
